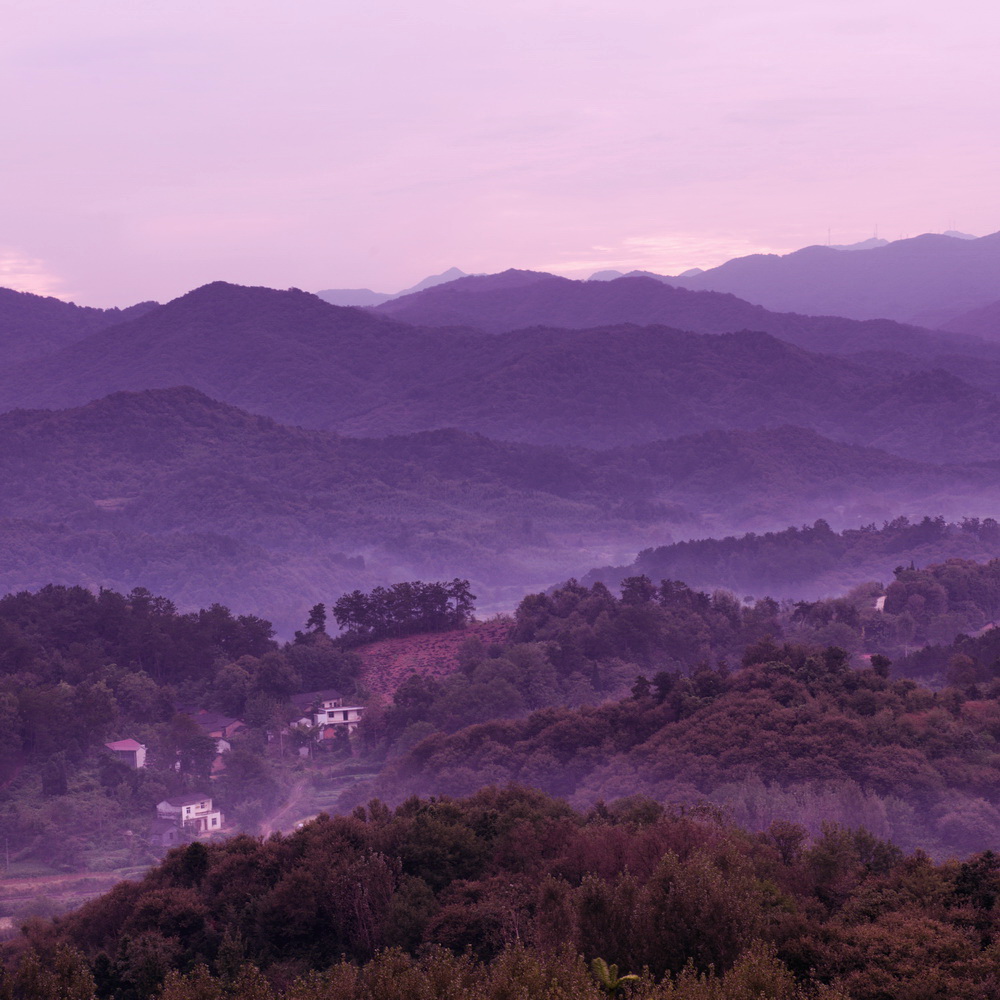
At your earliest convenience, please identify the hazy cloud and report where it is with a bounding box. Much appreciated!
[1,0,998,304]
[0,249,67,298]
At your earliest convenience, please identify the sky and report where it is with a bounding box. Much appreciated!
[3,0,1000,306]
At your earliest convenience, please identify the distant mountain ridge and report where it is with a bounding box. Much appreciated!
[939,299,1000,339]
[664,231,1000,326]
[341,229,1000,329]
[581,516,1000,603]
[5,281,1000,464]
[373,269,988,360]
[316,266,469,307]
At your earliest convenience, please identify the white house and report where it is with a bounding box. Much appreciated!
[156,793,223,835]
[289,688,365,735]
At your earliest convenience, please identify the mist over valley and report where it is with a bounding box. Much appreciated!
[9,243,1000,998]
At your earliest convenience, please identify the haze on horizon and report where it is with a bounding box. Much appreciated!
[3,0,999,307]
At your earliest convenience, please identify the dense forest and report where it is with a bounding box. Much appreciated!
[8,787,1000,999]
[6,555,1000,995]
[331,580,476,643]
[6,554,1000,879]
[589,516,1000,601]
[348,567,1000,857]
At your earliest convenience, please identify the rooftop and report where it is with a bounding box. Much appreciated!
[160,793,212,807]
[105,738,144,751]
[178,709,243,732]
[290,688,344,710]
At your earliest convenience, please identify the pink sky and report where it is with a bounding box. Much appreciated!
[3,0,999,306]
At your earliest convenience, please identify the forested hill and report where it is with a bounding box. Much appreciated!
[0,282,481,428]
[374,269,988,359]
[17,786,1000,1000]
[12,571,1000,998]
[0,286,157,365]
[583,516,1000,600]
[941,297,1000,338]
[353,567,1000,858]
[368,637,1000,856]
[6,281,1000,462]
[4,388,1000,632]
[0,386,616,630]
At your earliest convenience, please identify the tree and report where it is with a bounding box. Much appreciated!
[332,580,476,642]
[166,716,217,781]
[41,753,69,797]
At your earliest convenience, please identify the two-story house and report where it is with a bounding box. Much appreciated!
[156,793,223,835]
[289,688,365,736]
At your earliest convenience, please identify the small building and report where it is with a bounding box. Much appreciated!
[179,708,246,744]
[148,817,183,848]
[105,739,147,769]
[156,793,223,835]
[290,689,365,733]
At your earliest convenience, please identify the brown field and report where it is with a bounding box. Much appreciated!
[0,867,148,923]
[356,618,513,699]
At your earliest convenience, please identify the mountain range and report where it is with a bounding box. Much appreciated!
[5,254,1000,625]
[633,231,1000,327]
[315,266,469,307]
[372,268,991,358]
[363,231,1000,329]
[7,281,1000,462]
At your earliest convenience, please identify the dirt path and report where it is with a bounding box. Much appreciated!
[258,778,312,837]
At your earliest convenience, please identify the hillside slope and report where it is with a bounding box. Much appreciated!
[0,286,156,364]
[3,388,998,631]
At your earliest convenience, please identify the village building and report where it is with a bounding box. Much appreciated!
[176,708,247,773]
[290,688,365,737]
[104,738,147,769]
[179,708,246,751]
[148,817,183,848]
[154,793,223,839]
